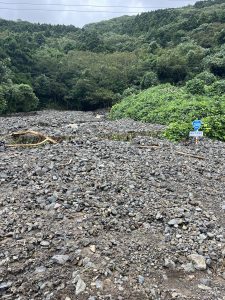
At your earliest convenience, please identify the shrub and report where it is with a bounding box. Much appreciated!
[110,84,225,141]
[195,71,217,85]
[164,122,192,141]
[202,115,225,141]
[185,78,205,94]
[209,80,225,95]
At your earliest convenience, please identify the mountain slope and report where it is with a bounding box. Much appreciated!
[0,0,224,116]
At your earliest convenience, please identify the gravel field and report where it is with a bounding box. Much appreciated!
[0,110,225,300]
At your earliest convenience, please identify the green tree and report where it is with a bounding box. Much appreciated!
[203,47,225,77]
[141,71,159,89]
[66,78,115,110]
[77,29,104,52]
[33,74,52,106]
[148,41,160,54]
[0,86,7,113]
[0,59,12,84]
[156,49,188,83]
[217,29,225,44]
[4,84,39,113]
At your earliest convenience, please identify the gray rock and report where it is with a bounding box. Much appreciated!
[76,277,86,295]
[199,278,212,287]
[35,266,47,273]
[51,254,70,264]
[138,275,145,285]
[47,195,57,203]
[168,218,183,226]
[35,167,45,176]
[164,258,176,269]
[0,281,12,291]
[182,263,195,273]
[95,280,103,289]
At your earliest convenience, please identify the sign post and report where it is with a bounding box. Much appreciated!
[189,120,203,144]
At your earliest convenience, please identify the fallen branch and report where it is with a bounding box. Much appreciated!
[175,151,205,160]
[136,145,160,149]
[7,139,54,147]
[6,130,57,147]
[58,159,73,168]
[136,144,205,160]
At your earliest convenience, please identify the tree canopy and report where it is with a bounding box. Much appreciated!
[0,0,224,117]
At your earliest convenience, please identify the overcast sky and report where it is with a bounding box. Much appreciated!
[0,0,197,27]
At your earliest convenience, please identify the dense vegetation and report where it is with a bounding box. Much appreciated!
[110,82,225,141]
[0,0,224,139]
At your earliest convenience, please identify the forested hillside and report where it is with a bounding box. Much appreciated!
[0,0,225,119]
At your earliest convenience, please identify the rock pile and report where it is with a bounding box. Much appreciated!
[0,110,225,299]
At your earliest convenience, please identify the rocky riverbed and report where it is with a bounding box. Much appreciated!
[0,110,225,300]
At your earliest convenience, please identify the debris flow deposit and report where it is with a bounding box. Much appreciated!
[0,111,225,300]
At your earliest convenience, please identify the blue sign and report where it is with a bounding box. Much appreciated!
[192,120,202,131]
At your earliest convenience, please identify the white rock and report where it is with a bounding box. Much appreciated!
[188,254,206,270]
[54,203,61,209]
[95,114,103,119]
[198,284,212,290]
[90,245,96,253]
[66,123,79,129]
[40,241,50,247]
